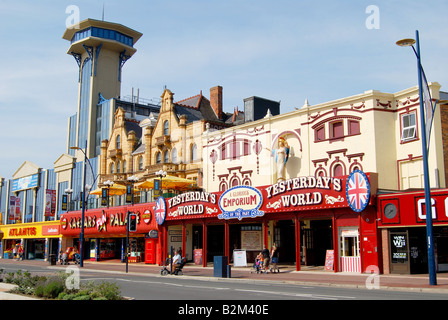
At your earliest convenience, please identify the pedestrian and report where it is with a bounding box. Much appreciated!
[12,244,18,260]
[18,245,24,261]
[270,245,279,273]
[261,244,270,273]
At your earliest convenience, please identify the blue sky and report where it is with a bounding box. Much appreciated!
[1,0,447,179]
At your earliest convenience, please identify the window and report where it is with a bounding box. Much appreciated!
[138,157,143,171]
[110,163,114,174]
[164,151,169,163]
[163,120,169,136]
[156,152,161,164]
[401,112,417,142]
[315,126,325,141]
[190,144,197,162]
[243,139,250,156]
[331,121,344,139]
[116,161,121,173]
[123,160,127,173]
[171,148,178,164]
[221,144,226,160]
[348,120,360,135]
[333,164,343,177]
[116,135,121,149]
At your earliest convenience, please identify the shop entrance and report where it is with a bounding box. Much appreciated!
[301,219,333,267]
[192,225,225,263]
[273,220,296,263]
[207,225,224,262]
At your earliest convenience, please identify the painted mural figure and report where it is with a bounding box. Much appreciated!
[267,137,290,182]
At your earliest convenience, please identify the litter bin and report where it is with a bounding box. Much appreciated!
[213,256,228,278]
[49,254,57,265]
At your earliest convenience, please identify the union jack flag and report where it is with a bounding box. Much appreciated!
[155,197,167,225]
[346,170,370,212]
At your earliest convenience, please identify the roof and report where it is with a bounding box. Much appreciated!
[62,18,143,43]
[174,93,217,124]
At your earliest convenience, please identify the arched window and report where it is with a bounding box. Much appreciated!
[116,161,121,173]
[156,152,162,164]
[164,150,169,163]
[123,160,127,173]
[116,135,121,149]
[219,182,228,192]
[171,148,178,164]
[163,120,169,136]
[333,164,344,177]
[110,163,115,174]
[190,144,197,162]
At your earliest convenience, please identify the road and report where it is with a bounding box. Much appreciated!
[0,262,447,301]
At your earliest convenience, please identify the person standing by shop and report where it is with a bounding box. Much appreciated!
[261,245,270,273]
[270,245,279,273]
[13,244,18,260]
[18,245,24,261]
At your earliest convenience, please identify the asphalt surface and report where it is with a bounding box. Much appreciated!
[1,258,448,300]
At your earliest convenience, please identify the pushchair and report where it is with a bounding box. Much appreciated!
[60,252,69,265]
[73,253,80,265]
[250,257,263,274]
[161,257,186,276]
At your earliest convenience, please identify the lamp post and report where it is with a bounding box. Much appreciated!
[125,175,139,273]
[156,169,167,198]
[396,31,437,285]
[103,180,114,208]
[70,143,88,268]
[155,169,167,266]
[64,188,73,212]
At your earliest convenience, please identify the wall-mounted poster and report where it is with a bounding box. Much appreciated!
[241,230,262,251]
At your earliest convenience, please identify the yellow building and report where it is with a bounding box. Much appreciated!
[98,86,241,201]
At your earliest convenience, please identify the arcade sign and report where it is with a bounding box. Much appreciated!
[218,185,264,221]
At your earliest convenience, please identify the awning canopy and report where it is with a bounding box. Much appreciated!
[90,183,138,196]
[135,175,196,191]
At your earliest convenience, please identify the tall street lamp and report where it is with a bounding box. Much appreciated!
[156,169,167,198]
[125,175,139,273]
[70,143,88,268]
[103,180,114,208]
[155,169,167,266]
[64,188,73,212]
[396,30,437,285]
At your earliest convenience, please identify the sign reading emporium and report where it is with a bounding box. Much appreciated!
[218,186,264,221]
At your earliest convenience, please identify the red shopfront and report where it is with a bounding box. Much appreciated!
[162,172,380,273]
[60,202,161,264]
[378,189,448,274]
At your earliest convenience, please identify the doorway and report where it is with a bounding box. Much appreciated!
[274,220,296,263]
[301,219,333,267]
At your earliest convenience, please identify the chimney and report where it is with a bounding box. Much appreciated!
[210,86,223,120]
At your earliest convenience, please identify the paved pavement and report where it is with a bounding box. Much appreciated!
[1,259,448,299]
